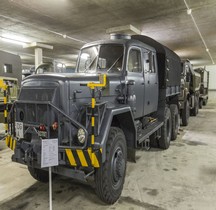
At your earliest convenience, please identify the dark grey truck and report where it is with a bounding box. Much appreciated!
[7,35,181,204]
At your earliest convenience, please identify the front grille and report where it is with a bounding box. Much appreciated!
[26,104,36,122]
[16,103,55,125]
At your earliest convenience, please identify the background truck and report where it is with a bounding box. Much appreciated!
[194,67,209,108]
[0,51,21,123]
[179,60,201,126]
[7,34,181,204]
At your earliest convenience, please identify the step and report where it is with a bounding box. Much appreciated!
[137,121,163,144]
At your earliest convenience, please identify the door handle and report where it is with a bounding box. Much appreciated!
[141,82,144,85]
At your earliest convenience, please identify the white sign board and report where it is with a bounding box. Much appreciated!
[15,122,24,138]
[41,138,59,168]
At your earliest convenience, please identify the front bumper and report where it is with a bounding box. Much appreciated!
[12,139,102,168]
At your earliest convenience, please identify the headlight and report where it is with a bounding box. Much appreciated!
[77,128,85,144]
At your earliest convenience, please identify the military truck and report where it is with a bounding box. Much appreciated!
[179,60,201,126]
[0,51,21,123]
[0,77,18,122]
[7,34,181,204]
[194,67,209,108]
[0,50,22,85]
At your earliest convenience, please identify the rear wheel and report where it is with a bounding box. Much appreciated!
[159,107,172,149]
[182,100,190,126]
[196,97,199,115]
[191,96,199,116]
[199,98,203,109]
[95,127,127,204]
[203,98,208,106]
[170,104,179,141]
[28,166,49,182]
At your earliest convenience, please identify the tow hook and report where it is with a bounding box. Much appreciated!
[24,147,33,164]
[144,138,150,151]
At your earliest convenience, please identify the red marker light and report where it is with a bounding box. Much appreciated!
[39,125,46,131]
[52,122,58,131]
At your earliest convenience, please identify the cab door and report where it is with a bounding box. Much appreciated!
[126,47,144,119]
[143,50,158,115]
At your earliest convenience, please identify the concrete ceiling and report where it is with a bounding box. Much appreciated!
[0,0,216,67]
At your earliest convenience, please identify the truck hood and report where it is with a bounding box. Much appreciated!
[21,72,123,101]
[23,72,118,83]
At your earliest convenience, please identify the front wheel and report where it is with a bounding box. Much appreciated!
[28,166,49,182]
[95,127,127,204]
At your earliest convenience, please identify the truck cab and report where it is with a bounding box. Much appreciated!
[194,67,209,107]
[77,37,159,118]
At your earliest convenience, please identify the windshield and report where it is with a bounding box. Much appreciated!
[35,63,66,74]
[77,44,124,73]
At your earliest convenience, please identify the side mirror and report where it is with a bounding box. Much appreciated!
[127,80,135,85]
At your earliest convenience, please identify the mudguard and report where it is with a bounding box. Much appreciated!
[97,105,136,163]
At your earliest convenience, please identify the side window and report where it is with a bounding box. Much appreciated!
[4,64,13,73]
[144,51,156,73]
[152,54,156,73]
[144,51,150,72]
[128,49,142,73]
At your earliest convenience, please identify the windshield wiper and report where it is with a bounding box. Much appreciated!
[107,55,123,73]
[84,54,98,72]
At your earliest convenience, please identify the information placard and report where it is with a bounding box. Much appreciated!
[15,122,24,138]
[41,138,58,168]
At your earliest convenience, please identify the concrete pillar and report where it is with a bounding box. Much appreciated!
[35,48,43,68]
[23,42,53,68]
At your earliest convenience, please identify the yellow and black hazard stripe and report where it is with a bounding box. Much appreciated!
[65,148,102,168]
[0,79,8,134]
[4,88,8,134]
[5,135,16,150]
[69,75,106,168]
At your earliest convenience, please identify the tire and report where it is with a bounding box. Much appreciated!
[95,127,127,204]
[203,98,208,106]
[170,104,179,141]
[195,97,199,115]
[199,99,203,109]
[28,166,49,182]
[182,100,190,126]
[159,107,172,149]
[191,96,198,116]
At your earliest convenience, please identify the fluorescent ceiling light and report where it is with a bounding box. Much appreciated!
[0,37,25,45]
[2,33,29,42]
[0,33,29,46]
[187,9,192,15]
[184,0,215,64]
[57,63,64,68]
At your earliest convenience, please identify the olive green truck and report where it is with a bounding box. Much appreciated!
[194,67,209,108]
[179,60,201,126]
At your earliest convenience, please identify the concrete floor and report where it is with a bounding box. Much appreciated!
[0,92,216,210]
